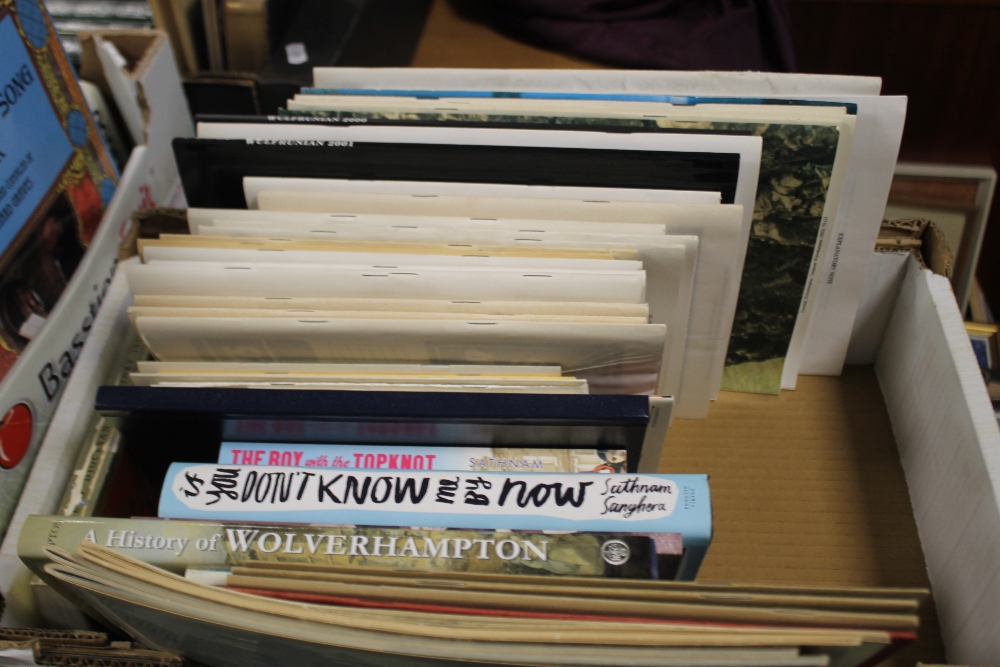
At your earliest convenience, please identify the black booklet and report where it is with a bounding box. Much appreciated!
[172,136,741,208]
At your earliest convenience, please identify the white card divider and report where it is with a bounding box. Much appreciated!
[844,252,910,366]
[875,254,1000,664]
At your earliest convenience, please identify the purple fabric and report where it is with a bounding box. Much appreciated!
[489,0,796,72]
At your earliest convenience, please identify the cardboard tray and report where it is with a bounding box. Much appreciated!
[1,251,995,665]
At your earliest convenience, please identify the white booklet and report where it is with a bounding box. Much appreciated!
[134,316,668,395]
[127,307,646,325]
[310,67,882,95]
[132,296,651,318]
[124,262,648,304]
[142,245,645,272]
[192,209,666,236]
[243,176,721,209]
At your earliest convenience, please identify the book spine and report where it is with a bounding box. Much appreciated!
[18,516,670,579]
[218,443,627,473]
[56,417,121,517]
[157,466,712,555]
[56,329,150,516]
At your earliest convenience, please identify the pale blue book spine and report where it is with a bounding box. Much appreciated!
[298,87,853,111]
[158,464,712,578]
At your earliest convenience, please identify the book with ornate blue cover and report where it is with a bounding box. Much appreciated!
[0,0,123,542]
[0,0,118,373]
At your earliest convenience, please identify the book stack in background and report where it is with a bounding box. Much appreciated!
[146,0,433,115]
[45,0,154,64]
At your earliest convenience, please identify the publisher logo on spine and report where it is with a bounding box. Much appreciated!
[0,402,32,469]
[601,539,630,565]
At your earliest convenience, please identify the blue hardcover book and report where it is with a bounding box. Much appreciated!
[158,464,711,579]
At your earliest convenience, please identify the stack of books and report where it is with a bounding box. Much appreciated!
[25,541,927,667]
[9,58,929,667]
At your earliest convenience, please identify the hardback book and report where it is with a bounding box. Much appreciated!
[57,326,150,518]
[218,443,628,473]
[18,516,681,580]
[94,386,672,473]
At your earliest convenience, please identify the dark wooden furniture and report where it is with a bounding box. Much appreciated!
[790,0,1000,311]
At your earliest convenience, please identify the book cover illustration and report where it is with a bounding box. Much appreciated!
[280,106,842,394]
[0,0,118,378]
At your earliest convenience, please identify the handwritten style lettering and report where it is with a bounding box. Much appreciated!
[498,479,591,508]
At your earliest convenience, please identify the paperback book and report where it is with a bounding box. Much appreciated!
[19,516,681,580]
[158,467,712,579]
[28,543,924,667]
[219,443,628,473]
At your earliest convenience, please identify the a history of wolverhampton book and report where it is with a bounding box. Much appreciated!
[19,516,685,580]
